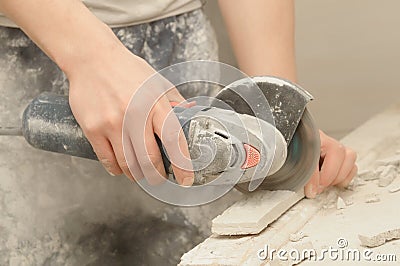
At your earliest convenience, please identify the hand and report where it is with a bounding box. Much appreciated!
[0,0,194,186]
[68,44,194,186]
[304,130,358,198]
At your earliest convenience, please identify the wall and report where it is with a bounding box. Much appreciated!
[204,0,400,138]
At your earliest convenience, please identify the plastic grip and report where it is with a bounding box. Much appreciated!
[22,93,194,174]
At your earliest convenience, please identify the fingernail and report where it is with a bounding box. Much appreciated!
[306,185,317,198]
[181,177,194,187]
[106,169,115,176]
[318,185,325,194]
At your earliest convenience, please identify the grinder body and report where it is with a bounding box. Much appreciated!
[20,76,320,192]
[22,92,288,186]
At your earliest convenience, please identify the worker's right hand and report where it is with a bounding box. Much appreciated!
[0,0,194,186]
[67,43,194,186]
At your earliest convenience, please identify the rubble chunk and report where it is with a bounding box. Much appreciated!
[289,231,307,242]
[336,197,346,210]
[365,194,380,203]
[378,165,397,187]
[359,229,400,248]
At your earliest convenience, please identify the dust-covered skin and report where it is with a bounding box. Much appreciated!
[0,9,238,266]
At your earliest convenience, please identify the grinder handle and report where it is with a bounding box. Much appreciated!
[22,93,98,160]
[22,93,193,171]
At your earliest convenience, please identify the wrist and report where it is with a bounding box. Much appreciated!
[57,22,128,78]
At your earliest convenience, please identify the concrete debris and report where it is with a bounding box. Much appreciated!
[347,177,367,191]
[389,186,400,193]
[387,175,400,193]
[289,231,307,242]
[365,194,380,203]
[355,157,400,188]
[336,197,347,209]
[377,154,400,167]
[357,169,378,181]
[179,196,326,266]
[359,228,400,248]
[378,165,397,187]
[322,189,340,209]
[375,165,387,175]
[388,184,400,193]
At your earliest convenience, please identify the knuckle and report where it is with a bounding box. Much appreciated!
[83,112,122,135]
[104,112,122,129]
[347,148,357,161]
[338,143,345,152]
[336,144,346,156]
[83,121,101,136]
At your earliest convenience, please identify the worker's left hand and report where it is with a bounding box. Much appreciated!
[304,130,358,198]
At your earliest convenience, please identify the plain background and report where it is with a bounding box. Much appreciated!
[204,0,400,138]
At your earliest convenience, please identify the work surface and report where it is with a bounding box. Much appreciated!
[180,104,400,265]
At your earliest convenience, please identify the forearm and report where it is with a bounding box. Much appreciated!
[218,0,297,82]
[0,0,125,76]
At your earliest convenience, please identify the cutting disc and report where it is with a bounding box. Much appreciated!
[212,76,321,192]
[235,108,320,192]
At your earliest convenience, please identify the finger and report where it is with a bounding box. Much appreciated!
[153,99,194,186]
[123,133,144,182]
[123,109,158,183]
[139,118,168,185]
[88,136,123,176]
[126,101,167,186]
[331,148,357,186]
[338,165,358,188]
[100,115,138,181]
[166,87,195,108]
[319,140,346,190]
[304,165,320,198]
[165,87,186,103]
[110,128,145,182]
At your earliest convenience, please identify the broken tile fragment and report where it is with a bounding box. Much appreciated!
[289,231,307,242]
[358,169,377,181]
[375,165,387,175]
[211,190,304,235]
[377,154,400,167]
[378,165,397,187]
[359,228,400,248]
[389,185,400,193]
[336,197,346,210]
[387,177,400,193]
[365,194,380,203]
[389,186,400,193]
[347,177,367,190]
